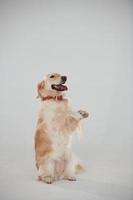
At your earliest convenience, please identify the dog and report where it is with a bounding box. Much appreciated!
[35,73,89,184]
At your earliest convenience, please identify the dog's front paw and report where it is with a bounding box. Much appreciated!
[78,110,89,119]
[38,175,54,184]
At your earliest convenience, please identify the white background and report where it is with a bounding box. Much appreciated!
[0,0,133,200]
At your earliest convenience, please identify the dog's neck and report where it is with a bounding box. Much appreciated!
[41,95,63,101]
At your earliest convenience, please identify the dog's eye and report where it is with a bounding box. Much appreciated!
[50,75,55,78]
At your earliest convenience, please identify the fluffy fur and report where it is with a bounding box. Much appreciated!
[35,73,89,184]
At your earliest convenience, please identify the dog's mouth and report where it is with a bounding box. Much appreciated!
[51,83,68,91]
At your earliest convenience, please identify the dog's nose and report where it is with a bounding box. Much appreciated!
[61,76,67,82]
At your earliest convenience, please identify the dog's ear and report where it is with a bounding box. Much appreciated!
[37,80,45,99]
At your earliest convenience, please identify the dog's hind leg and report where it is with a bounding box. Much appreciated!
[62,153,78,181]
[38,158,55,184]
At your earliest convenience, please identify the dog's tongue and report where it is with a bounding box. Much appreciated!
[52,84,68,91]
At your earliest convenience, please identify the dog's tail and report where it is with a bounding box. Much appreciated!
[75,162,86,174]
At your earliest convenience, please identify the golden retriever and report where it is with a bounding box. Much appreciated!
[35,73,89,184]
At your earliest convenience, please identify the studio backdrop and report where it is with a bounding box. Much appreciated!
[0,1,133,200]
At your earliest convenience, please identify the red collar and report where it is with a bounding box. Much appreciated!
[42,95,63,101]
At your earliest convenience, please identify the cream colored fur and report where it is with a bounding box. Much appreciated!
[35,73,88,184]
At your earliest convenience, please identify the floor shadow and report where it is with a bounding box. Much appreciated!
[54,177,133,200]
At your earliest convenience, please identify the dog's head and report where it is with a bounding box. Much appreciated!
[37,73,68,99]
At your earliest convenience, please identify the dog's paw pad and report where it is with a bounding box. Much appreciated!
[78,110,89,118]
[40,176,54,184]
[67,176,77,181]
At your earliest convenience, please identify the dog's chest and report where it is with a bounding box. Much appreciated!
[49,117,72,158]
[42,100,68,127]
[41,101,72,157]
